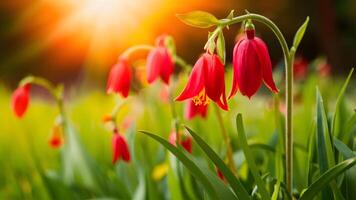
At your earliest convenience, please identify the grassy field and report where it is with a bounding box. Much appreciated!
[0,70,355,199]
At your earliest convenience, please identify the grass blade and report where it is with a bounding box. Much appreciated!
[333,138,356,159]
[332,68,354,138]
[235,114,270,200]
[299,157,356,200]
[140,131,238,200]
[185,126,251,200]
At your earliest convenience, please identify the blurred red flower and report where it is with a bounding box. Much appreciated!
[169,131,192,153]
[176,53,228,110]
[293,57,309,80]
[48,125,63,148]
[230,28,278,99]
[146,35,174,84]
[106,57,132,97]
[112,131,131,164]
[11,84,31,118]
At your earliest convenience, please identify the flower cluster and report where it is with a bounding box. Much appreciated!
[177,21,279,111]
[107,35,174,97]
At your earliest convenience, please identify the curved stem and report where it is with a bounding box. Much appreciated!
[221,13,294,195]
[213,104,237,175]
[120,44,154,64]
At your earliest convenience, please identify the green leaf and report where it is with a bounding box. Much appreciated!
[140,131,238,200]
[235,114,270,200]
[226,10,234,20]
[292,17,309,50]
[299,157,356,200]
[342,111,356,143]
[216,30,226,64]
[316,88,344,200]
[271,181,281,200]
[185,126,251,200]
[333,138,356,159]
[332,68,354,138]
[306,121,316,186]
[176,11,219,28]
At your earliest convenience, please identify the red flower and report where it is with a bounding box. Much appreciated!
[106,57,132,97]
[49,125,63,148]
[176,53,228,110]
[293,57,309,80]
[112,132,131,164]
[146,35,174,84]
[317,61,331,77]
[169,132,192,153]
[184,100,208,120]
[230,28,278,99]
[11,84,31,118]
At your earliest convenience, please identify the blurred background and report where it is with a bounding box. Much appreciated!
[0,0,356,87]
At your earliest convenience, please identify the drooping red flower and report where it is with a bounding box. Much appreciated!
[293,57,309,80]
[230,27,278,99]
[169,131,192,153]
[11,84,31,118]
[176,53,228,110]
[106,57,132,97]
[49,125,63,148]
[146,35,174,84]
[112,132,131,164]
[184,100,208,120]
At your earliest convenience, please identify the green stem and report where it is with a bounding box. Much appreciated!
[221,13,294,195]
[213,104,237,175]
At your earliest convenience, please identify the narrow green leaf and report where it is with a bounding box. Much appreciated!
[307,121,316,186]
[332,68,354,138]
[316,88,344,200]
[334,138,356,159]
[216,30,226,64]
[140,131,238,200]
[235,114,270,200]
[176,11,219,28]
[185,126,251,200]
[299,157,356,200]
[226,10,234,20]
[292,17,309,50]
[271,181,281,200]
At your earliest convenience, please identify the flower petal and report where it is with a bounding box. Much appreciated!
[175,55,206,101]
[229,40,243,99]
[118,135,131,162]
[146,48,162,84]
[159,47,174,84]
[254,37,279,93]
[235,40,262,98]
[112,134,121,164]
[106,59,132,97]
[11,84,30,118]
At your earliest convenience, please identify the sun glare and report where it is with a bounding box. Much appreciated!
[45,0,159,70]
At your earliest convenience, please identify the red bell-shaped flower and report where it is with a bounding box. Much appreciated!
[146,35,174,84]
[112,131,131,164]
[106,57,132,97]
[176,53,228,110]
[48,125,63,148]
[184,100,208,120]
[230,23,278,99]
[169,131,192,153]
[11,84,31,118]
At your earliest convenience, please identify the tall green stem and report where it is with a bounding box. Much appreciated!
[214,104,237,174]
[221,13,294,195]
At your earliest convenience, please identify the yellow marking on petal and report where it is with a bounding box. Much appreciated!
[192,89,210,106]
[152,162,169,181]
